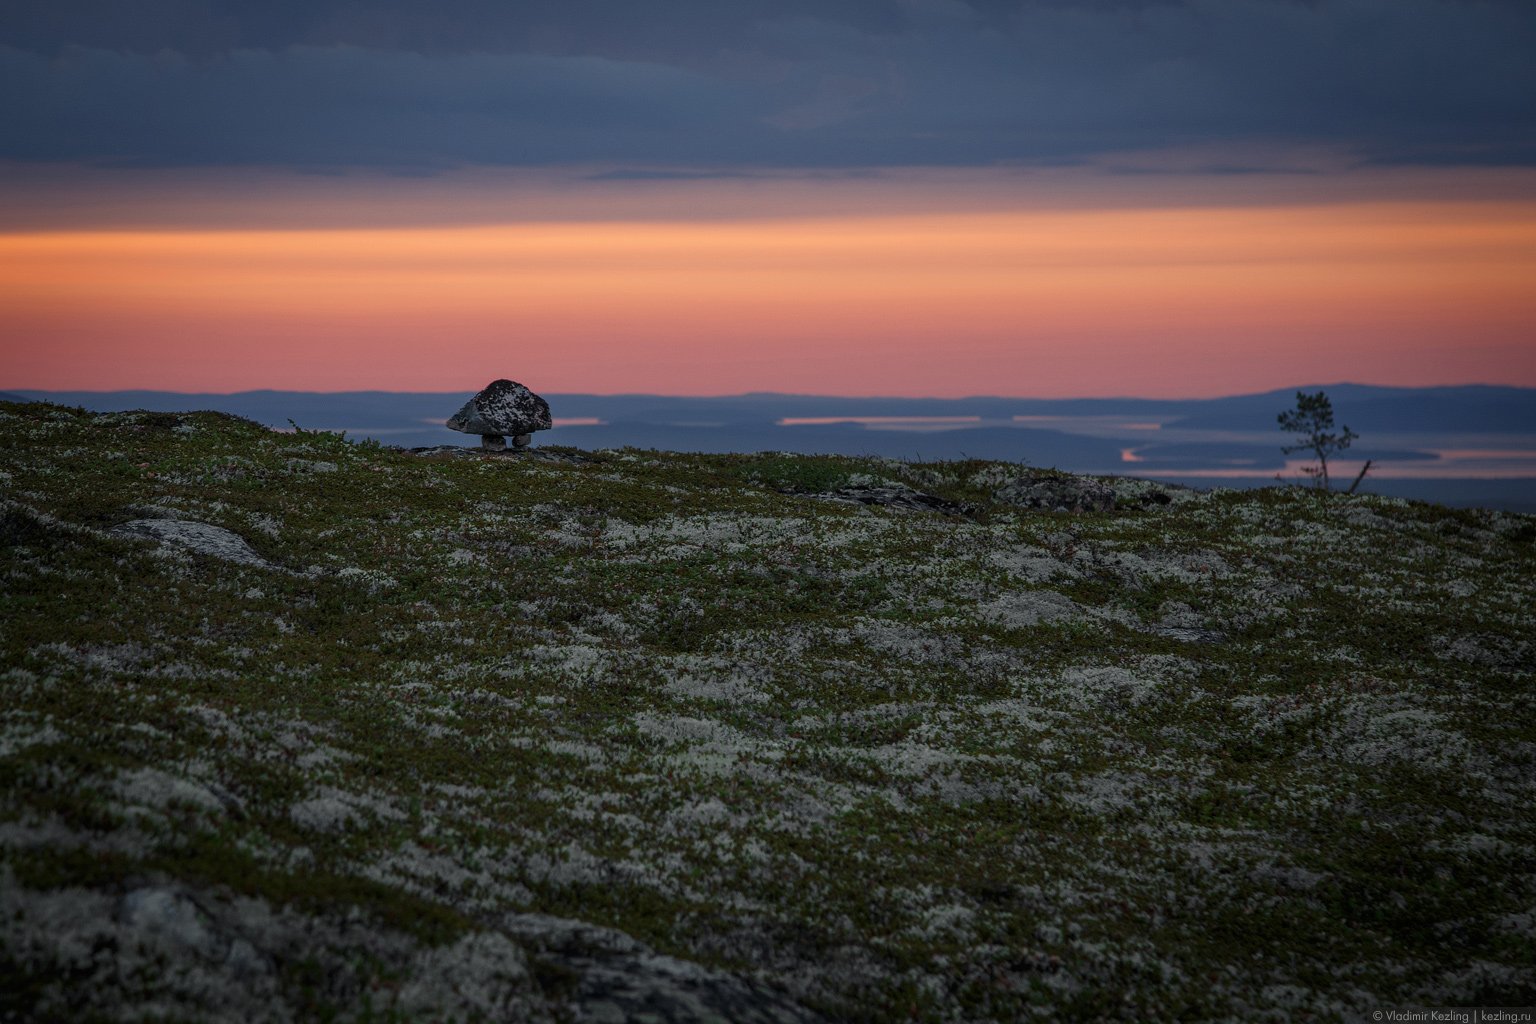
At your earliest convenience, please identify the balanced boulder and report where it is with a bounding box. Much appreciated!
[447,380,552,451]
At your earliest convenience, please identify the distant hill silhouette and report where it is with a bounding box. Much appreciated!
[1165,384,1536,433]
[7,384,1536,510]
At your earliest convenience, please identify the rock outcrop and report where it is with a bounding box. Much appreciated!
[993,474,1117,513]
[800,481,971,515]
[111,518,272,567]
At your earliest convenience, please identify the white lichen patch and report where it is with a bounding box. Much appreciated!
[659,661,774,705]
[1323,697,1475,771]
[0,718,62,757]
[115,767,229,819]
[985,544,1079,582]
[975,588,1081,628]
[1029,663,1170,711]
[333,565,399,591]
[290,786,407,833]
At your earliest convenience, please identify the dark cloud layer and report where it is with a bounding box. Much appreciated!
[2,0,1531,170]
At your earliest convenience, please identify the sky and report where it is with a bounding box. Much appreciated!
[2,0,1534,397]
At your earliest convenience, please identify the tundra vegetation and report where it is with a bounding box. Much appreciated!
[1,400,1533,1022]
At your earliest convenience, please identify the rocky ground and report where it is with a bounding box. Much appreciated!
[2,400,1533,1022]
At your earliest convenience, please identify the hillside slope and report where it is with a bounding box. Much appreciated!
[2,400,1534,1022]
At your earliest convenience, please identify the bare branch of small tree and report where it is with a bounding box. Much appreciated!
[1346,459,1374,494]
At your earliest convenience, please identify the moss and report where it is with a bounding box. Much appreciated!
[3,399,1534,1022]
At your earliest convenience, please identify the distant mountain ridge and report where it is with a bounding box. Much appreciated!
[1161,384,1536,433]
[8,384,1536,511]
[11,383,1534,431]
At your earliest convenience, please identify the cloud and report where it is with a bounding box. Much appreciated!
[0,0,905,60]
[0,46,764,168]
[1,0,1531,170]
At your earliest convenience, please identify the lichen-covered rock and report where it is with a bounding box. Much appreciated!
[1,873,825,1024]
[501,914,827,1024]
[993,475,1117,512]
[804,481,970,515]
[446,379,552,439]
[395,932,539,1022]
[111,518,271,566]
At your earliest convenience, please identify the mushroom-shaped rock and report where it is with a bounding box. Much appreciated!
[446,379,552,451]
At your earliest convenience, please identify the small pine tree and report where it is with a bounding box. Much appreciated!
[1278,390,1357,491]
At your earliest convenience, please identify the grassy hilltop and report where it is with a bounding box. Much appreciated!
[2,400,1534,1022]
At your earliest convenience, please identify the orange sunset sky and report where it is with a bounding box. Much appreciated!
[5,0,1536,398]
[3,165,1534,398]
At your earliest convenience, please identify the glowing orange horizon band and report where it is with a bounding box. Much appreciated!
[1,201,1533,397]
